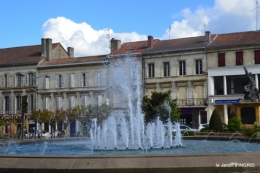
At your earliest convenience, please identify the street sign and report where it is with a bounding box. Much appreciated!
[215,98,242,104]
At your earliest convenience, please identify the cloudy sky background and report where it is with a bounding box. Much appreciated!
[1,0,258,57]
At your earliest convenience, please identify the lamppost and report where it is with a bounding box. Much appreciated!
[21,95,28,141]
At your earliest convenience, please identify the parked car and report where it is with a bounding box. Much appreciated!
[173,124,197,132]
[198,123,209,131]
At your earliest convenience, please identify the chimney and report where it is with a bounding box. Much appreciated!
[205,31,211,43]
[67,47,74,58]
[41,38,46,57]
[45,38,53,61]
[148,36,154,48]
[110,38,121,52]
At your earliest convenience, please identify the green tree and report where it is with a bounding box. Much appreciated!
[228,111,236,119]
[209,109,223,132]
[141,90,180,123]
[228,117,241,132]
[30,109,41,136]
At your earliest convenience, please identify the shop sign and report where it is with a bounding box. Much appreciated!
[181,108,191,114]
[215,98,242,104]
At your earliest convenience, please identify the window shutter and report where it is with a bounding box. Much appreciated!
[9,96,12,114]
[45,77,50,89]
[70,74,75,87]
[56,75,59,88]
[12,96,15,114]
[98,95,102,106]
[85,73,88,87]
[33,73,36,86]
[46,98,50,110]
[96,72,101,86]
[61,75,64,88]
[13,74,16,86]
[0,97,3,114]
[255,50,260,64]
[25,73,28,86]
[1,75,3,87]
[6,74,9,87]
[236,52,243,65]
[218,53,225,67]
[28,95,31,113]
[79,74,83,87]
[22,75,24,86]
[59,97,63,109]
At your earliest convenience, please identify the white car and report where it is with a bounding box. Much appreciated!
[172,125,197,132]
[198,123,209,131]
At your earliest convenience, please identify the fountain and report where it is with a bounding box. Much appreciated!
[0,55,260,172]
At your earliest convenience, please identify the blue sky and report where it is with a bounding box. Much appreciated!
[0,0,258,56]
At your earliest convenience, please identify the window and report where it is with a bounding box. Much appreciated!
[255,50,260,64]
[43,97,50,110]
[79,73,88,87]
[163,62,170,77]
[218,53,225,67]
[195,60,202,74]
[236,52,243,65]
[29,95,34,112]
[179,61,186,75]
[96,95,102,106]
[81,95,89,106]
[227,75,251,94]
[69,96,76,108]
[56,97,63,110]
[3,74,9,87]
[16,96,22,111]
[214,76,224,95]
[69,74,75,88]
[28,72,36,86]
[45,76,50,89]
[148,63,154,77]
[56,74,64,88]
[95,72,101,87]
[16,74,24,86]
[5,96,10,113]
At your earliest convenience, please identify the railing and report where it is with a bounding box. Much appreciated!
[176,98,207,106]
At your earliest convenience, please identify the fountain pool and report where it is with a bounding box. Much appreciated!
[1,138,260,156]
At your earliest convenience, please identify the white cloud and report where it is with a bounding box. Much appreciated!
[42,17,147,57]
[163,0,256,40]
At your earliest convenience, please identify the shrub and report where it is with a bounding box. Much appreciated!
[228,117,241,132]
[228,111,236,119]
[242,128,260,138]
[209,109,222,132]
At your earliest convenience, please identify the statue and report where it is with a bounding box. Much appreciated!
[243,65,259,100]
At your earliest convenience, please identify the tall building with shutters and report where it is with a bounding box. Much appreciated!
[0,38,71,136]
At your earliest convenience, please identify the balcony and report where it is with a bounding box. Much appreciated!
[176,98,207,107]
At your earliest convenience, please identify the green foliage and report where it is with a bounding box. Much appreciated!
[242,128,260,138]
[228,111,236,119]
[141,90,180,123]
[209,109,222,132]
[228,117,241,132]
[254,121,260,129]
[55,109,67,123]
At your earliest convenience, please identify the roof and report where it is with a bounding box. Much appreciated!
[0,43,60,66]
[143,36,214,54]
[39,55,107,67]
[207,30,260,48]
[110,39,159,55]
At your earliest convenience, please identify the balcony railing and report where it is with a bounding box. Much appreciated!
[176,98,207,106]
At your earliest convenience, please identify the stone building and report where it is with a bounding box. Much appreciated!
[0,38,70,136]
[142,33,209,128]
[206,31,260,126]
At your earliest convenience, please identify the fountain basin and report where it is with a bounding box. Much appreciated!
[0,152,260,173]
